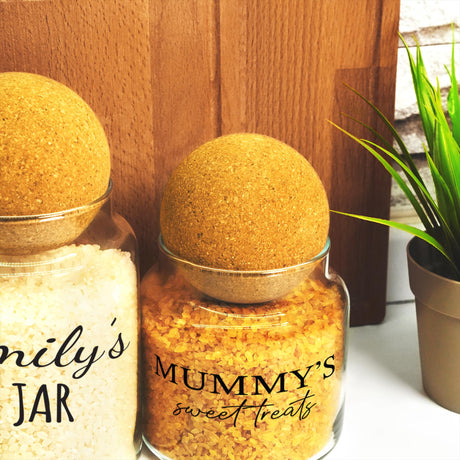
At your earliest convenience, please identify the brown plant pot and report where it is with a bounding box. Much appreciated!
[407,237,460,413]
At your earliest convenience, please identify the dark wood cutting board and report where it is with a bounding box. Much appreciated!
[0,0,400,325]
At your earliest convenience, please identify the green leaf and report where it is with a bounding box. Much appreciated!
[426,146,460,244]
[332,210,460,277]
[400,34,443,155]
[343,84,421,176]
[332,32,460,276]
[446,29,460,145]
[362,139,442,230]
[328,120,437,232]
[431,116,460,219]
[340,91,439,227]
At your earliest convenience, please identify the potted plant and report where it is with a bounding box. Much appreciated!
[330,33,460,413]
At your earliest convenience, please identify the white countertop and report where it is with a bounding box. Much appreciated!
[140,302,460,460]
[328,301,459,460]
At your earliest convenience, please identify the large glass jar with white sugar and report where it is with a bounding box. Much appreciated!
[0,181,141,460]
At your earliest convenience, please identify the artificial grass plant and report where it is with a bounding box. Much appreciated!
[330,32,460,280]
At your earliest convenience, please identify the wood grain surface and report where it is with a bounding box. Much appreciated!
[0,0,400,325]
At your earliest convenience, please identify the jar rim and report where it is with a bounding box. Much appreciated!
[159,234,330,276]
[0,179,112,223]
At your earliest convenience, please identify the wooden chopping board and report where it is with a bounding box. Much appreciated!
[0,0,400,325]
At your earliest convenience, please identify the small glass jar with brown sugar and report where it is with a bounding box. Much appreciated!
[0,181,141,460]
[141,236,349,460]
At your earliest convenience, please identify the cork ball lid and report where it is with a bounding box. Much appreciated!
[161,133,329,270]
[0,72,111,216]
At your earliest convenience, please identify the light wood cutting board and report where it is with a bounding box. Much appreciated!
[0,0,400,325]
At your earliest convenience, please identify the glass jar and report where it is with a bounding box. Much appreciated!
[0,181,141,460]
[141,236,349,460]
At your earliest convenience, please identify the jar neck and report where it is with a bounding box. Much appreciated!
[0,180,113,256]
[159,235,331,304]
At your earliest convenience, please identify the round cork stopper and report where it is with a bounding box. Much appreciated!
[161,133,329,270]
[0,72,111,216]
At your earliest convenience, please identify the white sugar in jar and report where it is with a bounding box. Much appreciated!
[0,182,141,459]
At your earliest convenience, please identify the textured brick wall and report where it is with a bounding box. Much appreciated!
[391,0,460,219]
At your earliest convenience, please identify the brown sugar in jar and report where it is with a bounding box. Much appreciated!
[141,238,349,460]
